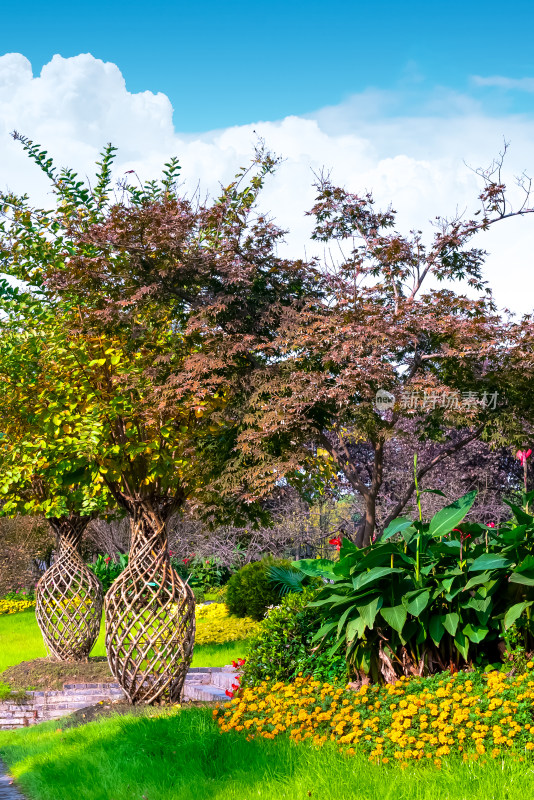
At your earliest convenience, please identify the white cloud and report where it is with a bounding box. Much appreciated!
[1,53,533,315]
[472,75,534,92]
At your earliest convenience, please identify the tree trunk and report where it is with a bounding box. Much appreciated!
[355,499,377,548]
[35,514,103,661]
[105,502,196,705]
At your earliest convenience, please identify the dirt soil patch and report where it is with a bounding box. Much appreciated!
[0,657,114,691]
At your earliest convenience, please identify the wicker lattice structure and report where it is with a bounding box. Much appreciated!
[105,511,195,704]
[35,515,103,661]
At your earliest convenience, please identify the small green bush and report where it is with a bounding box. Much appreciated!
[240,588,347,686]
[225,557,291,621]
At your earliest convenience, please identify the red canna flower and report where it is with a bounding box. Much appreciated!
[488,522,495,528]
[517,449,532,466]
[225,689,234,698]
[183,557,189,564]
[329,536,342,551]
[104,556,111,564]
[453,528,471,542]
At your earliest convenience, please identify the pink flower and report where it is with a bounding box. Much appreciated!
[488,522,495,528]
[169,550,173,557]
[517,449,532,466]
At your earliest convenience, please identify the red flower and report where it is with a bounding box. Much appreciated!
[183,557,189,564]
[225,689,234,698]
[488,522,495,528]
[453,528,471,542]
[169,550,173,557]
[517,449,532,466]
[104,556,111,564]
[329,536,342,551]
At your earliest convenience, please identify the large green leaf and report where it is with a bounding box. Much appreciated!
[462,622,489,644]
[292,558,336,580]
[311,621,338,642]
[454,628,469,660]
[443,612,460,636]
[346,616,366,643]
[380,604,407,634]
[381,518,414,541]
[356,546,410,571]
[337,604,355,638]
[352,566,404,591]
[463,571,493,591]
[356,595,383,629]
[504,601,532,630]
[469,554,514,572]
[503,501,533,526]
[402,590,430,617]
[428,490,477,537]
[509,573,534,587]
[429,615,445,645]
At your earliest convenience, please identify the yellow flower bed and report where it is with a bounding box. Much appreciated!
[215,666,534,767]
[195,602,258,645]
[0,597,36,616]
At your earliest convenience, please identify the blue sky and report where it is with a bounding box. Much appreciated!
[2,0,533,130]
[0,2,533,314]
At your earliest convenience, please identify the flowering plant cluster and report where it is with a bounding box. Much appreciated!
[0,590,36,615]
[215,666,534,767]
[172,554,232,591]
[313,488,534,680]
[225,661,246,698]
[195,602,258,645]
[87,553,128,593]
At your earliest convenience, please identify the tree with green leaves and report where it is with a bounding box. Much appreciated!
[0,291,111,659]
[0,134,317,699]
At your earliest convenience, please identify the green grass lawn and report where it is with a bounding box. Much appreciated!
[0,610,248,674]
[0,705,533,800]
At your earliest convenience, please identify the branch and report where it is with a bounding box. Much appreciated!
[318,431,370,499]
[380,424,485,531]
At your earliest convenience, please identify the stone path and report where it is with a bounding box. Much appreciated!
[0,760,25,800]
[0,667,239,729]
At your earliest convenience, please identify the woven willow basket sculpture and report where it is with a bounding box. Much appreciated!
[105,513,195,705]
[36,516,103,661]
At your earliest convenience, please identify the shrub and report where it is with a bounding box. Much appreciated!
[225,557,292,620]
[172,554,229,587]
[0,592,35,615]
[195,603,258,645]
[240,589,347,685]
[87,553,128,593]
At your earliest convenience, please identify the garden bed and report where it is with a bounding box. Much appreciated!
[217,667,534,764]
[0,658,114,692]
